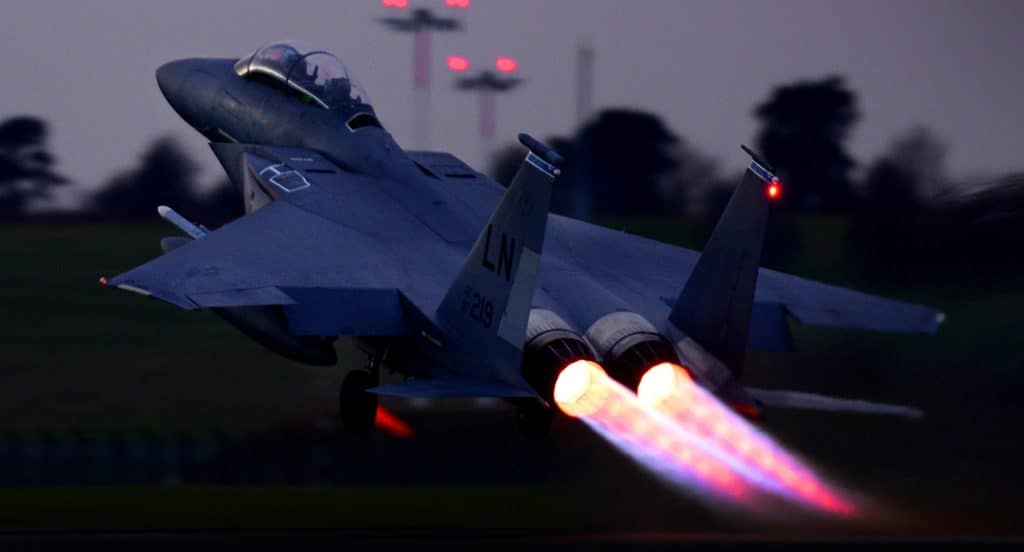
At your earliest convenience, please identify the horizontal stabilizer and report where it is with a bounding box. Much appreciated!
[369,377,536,399]
[747,388,925,419]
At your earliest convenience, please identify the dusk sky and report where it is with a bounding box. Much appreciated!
[1,0,1021,205]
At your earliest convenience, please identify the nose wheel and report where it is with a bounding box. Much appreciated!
[339,367,378,436]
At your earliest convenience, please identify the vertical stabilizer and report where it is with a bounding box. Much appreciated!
[669,145,779,377]
[436,134,562,358]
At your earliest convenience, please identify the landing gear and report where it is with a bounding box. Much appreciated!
[515,399,554,438]
[339,369,377,436]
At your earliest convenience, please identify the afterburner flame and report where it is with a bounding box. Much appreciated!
[637,363,856,516]
[553,360,753,503]
[636,361,692,408]
[552,360,606,418]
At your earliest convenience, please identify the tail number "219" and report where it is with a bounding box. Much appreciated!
[461,286,494,329]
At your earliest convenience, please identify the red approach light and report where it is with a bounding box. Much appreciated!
[446,55,471,72]
[381,0,408,8]
[495,56,519,73]
[766,178,782,201]
[445,0,471,7]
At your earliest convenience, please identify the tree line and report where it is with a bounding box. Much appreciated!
[0,119,240,225]
[489,76,1022,284]
[2,75,1020,282]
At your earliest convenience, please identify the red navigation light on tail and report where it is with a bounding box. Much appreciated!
[766,178,782,201]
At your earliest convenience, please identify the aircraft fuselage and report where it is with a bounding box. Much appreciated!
[155,58,421,182]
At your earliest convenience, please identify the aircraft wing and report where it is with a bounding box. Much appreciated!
[105,198,412,337]
[101,142,467,338]
[543,215,943,346]
[418,163,941,347]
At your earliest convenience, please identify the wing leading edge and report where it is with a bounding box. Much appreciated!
[102,145,422,340]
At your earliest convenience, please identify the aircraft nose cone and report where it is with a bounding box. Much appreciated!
[156,59,190,101]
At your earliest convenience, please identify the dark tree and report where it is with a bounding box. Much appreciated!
[91,137,201,219]
[665,140,721,216]
[848,128,948,280]
[754,76,859,213]
[865,127,947,210]
[487,144,522,188]
[490,111,719,219]
[864,160,917,214]
[198,178,245,227]
[0,116,68,214]
[576,109,680,217]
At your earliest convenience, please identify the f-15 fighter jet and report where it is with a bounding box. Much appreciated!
[103,41,941,435]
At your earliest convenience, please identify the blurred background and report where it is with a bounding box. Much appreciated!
[0,0,1022,537]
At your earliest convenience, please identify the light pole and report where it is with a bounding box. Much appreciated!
[378,4,462,148]
[451,57,523,164]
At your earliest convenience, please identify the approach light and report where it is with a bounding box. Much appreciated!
[381,0,408,8]
[445,0,471,8]
[447,55,471,72]
[495,56,519,74]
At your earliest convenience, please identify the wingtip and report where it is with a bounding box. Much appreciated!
[98,276,108,287]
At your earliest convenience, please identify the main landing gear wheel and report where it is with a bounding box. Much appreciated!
[515,400,554,438]
[339,369,377,436]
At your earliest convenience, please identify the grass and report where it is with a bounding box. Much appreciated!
[0,222,345,431]
[0,486,614,531]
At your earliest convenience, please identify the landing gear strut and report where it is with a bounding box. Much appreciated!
[339,361,379,435]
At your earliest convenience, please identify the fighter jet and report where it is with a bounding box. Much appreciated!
[102,41,942,435]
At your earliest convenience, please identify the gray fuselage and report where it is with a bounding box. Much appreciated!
[156,58,422,183]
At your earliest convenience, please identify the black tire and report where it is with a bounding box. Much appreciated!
[339,369,378,436]
[515,400,554,438]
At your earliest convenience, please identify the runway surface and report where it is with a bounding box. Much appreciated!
[1,529,1020,550]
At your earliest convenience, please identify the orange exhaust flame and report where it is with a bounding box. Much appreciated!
[638,362,856,516]
[554,360,755,503]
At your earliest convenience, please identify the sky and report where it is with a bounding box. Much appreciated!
[1,0,1021,206]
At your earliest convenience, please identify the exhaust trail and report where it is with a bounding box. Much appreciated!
[553,360,766,510]
[637,363,857,516]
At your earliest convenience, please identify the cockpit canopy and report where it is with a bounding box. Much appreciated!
[234,40,373,113]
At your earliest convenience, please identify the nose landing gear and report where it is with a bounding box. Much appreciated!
[339,356,381,435]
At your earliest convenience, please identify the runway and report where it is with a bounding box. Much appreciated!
[1,529,1019,550]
